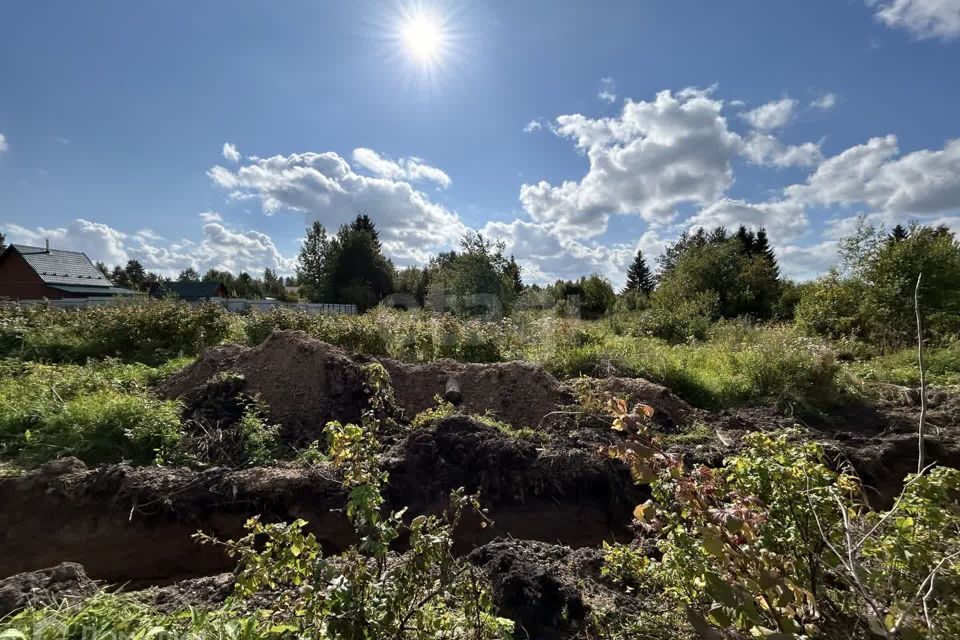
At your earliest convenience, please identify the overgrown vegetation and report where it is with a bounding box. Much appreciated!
[601,397,960,639]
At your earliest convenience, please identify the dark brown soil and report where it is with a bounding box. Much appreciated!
[0,562,97,617]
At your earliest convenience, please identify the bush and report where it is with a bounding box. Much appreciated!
[603,403,960,639]
[636,291,717,343]
[795,271,874,341]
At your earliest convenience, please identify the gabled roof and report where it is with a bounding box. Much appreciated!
[149,281,227,299]
[5,244,113,288]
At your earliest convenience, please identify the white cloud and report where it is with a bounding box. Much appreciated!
[222,142,241,163]
[868,0,960,39]
[55,137,70,145]
[135,228,164,242]
[523,119,543,133]
[742,132,823,168]
[192,223,295,274]
[199,211,223,222]
[520,89,742,239]
[2,218,296,277]
[351,148,452,188]
[481,218,648,287]
[810,93,837,110]
[778,240,841,280]
[208,149,467,261]
[0,133,7,153]
[3,219,129,265]
[787,135,960,214]
[740,98,798,130]
[688,198,809,242]
[598,77,617,104]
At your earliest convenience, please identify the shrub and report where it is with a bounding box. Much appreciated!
[603,397,960,639]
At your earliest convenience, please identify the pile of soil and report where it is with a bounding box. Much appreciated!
[380,357,575,429]
[159,331,576,441]
[158,331,369,444]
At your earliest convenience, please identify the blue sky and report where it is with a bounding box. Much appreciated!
[2,0,960,286]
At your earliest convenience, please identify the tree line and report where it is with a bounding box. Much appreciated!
[19,210,960,348]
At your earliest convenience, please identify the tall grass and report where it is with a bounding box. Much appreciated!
[0,359,187,466]
[0,301,237,364]
[1,301,849,410]
[525,318,841,409]
[847,339,960,387]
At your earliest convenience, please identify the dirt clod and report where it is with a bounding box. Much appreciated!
[0,562,97,617]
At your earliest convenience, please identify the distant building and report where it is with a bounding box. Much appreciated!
[148,280,228,301]
[0,243,138,300]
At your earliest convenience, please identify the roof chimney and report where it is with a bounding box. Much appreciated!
[45,238,50,253]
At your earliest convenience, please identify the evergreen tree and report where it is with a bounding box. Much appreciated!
[296,221,330,301]
[624,249,654,295]
[0,232,6,252]
[124,260,147,290]
[734,225,756,253]
[753,228,780,279]
[504,256,524,295]
[351,213,380,244]
[324,216,394,311]
[889,224,909,244]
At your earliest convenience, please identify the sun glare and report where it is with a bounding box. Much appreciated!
[400,11,446,66]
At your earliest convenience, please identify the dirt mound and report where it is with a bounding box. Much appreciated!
[159,331,574,438]
[137,573,235,613]
[0,562,98,617]
[469,539,606,639]
[158,331,369,443]
[564,376,698,430]
[381,358,574,429]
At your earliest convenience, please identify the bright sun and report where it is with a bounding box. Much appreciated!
[400,11,445,65]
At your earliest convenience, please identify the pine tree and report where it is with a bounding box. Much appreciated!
[889,224,909,244]
[734,225,756,253]
[351,213,380,245]
[296,221,330,301]
[624,249,655,295]
[753,228,780,278]
[505,255,524,295]
[0,232,6,252]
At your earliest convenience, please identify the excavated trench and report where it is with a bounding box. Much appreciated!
[0,415,644,583]
[2,330,959,600]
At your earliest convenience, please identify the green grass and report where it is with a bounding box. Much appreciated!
[0,358,189,466]
[847,339,960,387]
[9,301,943,415]
[525,319,842,410]
[1,592,279,640]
